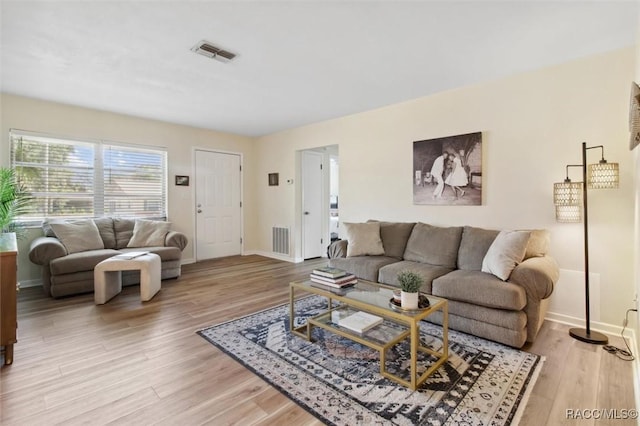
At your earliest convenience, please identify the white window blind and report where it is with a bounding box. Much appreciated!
[10,130,167,220]
[102,143,167,217]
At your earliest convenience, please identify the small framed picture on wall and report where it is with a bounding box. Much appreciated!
[175,175,190,186]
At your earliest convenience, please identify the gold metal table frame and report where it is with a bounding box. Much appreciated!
[289,279,448,391]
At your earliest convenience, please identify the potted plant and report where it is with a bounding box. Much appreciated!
[397,270,423,309]
[0,167,30,239]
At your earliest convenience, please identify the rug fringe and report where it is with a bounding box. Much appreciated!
[511,355,546,425]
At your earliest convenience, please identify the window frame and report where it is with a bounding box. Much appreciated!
[10,129,168,224]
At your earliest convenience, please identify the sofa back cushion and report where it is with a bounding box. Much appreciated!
[457,226,499,271]
[403,223,463,268]
[369,221,416,259]
[42,220,57,238]
[114,218,136,249]
[93,217,117,249]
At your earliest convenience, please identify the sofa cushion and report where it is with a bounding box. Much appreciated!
[481,230,531,280]
[328,256,398,282]
[403,223,463,268]
[42,220,57,237]
[343,222,385,257]
[49,220,105,254]
[119,246,182,262]
[93,217,117,249]
[127,219,171,248]
[114,218,136,249]
[378,260,453,294]
[50,249,120,275]
[432,269,527,311]
[369,221,416,259]
[457,226,499,271]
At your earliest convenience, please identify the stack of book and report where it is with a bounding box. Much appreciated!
[310,267,357,288]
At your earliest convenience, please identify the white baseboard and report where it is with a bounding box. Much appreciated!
[180,258,196,265]
[545,311,628,337]
[18,279,42,288]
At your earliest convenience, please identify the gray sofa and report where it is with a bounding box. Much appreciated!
[29,217,188,298]
[327,221,559,348]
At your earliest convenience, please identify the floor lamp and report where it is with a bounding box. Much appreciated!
[553,142,619,345]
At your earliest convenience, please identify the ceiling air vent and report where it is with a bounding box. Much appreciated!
[191,40,236,63]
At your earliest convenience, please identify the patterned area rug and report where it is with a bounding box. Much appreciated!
[197,295,542,425]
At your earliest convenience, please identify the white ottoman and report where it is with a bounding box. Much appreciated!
[94,253,161,304]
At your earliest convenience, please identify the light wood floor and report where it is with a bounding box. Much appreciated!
[1,255,636,425]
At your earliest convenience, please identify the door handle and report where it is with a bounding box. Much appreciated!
[304,211,310,215]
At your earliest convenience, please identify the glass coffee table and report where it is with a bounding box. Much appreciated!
[289,279,448,391]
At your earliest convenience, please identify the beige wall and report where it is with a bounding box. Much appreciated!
[0,93,256,282]
[1,48,636,328]
[255,47,636,326]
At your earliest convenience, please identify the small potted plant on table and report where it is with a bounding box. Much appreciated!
[397,271,423,309]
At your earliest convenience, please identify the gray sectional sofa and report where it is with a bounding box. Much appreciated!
[29,217,188,298]
[327,221,559,347]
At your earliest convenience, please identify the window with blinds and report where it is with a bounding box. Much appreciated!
[10,131,167,220]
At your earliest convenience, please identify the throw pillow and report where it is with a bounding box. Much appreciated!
[127,219,171,248]
[522,229,550,259]
[343,222,385,257]
[481,230,531,281]
[457,226,499,271]
[49,220,105,254]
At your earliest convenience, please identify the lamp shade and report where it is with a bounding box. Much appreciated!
[555,205,582,222]
[553,181,582,206]
[587,162,619,189]
[553,181,582,223]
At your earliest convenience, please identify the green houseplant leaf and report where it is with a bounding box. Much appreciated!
[397,270,423,293]
[0,167,31,238]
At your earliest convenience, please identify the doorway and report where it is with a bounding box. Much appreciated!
[300,145,339,260]
[302,150,324,259]
[194,149,242,260]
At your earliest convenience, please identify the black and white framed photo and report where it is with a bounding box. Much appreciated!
[413,132,482,205]
[175,175,190,186]
[630,81,640,151]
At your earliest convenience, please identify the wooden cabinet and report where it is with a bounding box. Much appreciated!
[0,233,18,366]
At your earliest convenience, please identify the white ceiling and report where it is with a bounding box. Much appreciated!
[1,1,638,137]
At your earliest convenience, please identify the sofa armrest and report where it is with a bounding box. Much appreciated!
[509,255,559,300]
[327,240,348,258]
[29,237,68,265]
[165,231,188,251]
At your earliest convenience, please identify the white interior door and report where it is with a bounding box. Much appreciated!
[302,151,324,259]
[195,150,241,260]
